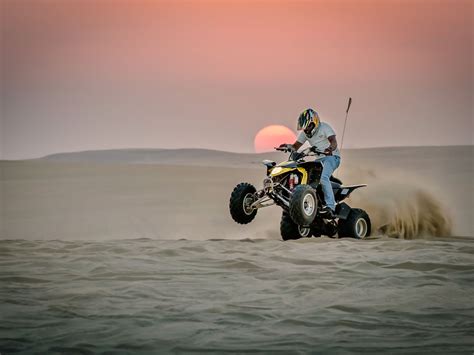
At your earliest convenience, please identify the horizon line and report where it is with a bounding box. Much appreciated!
[2,144,473,161]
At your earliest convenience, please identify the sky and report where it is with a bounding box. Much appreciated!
[1,0,472,159]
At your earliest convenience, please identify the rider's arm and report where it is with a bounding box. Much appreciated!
[325,135,338,154]
[291,141,303,151]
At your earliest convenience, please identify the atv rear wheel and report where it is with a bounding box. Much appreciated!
[289,185,318,226]
[338,208,371,239]
[280,212,311,241]
[229,183,258,224]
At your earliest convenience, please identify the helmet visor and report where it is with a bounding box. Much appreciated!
[297,110,312,130]
[304,122,315,135]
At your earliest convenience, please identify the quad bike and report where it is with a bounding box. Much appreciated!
[229,146,371,241]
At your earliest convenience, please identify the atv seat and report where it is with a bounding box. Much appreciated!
[331,181,342,190]
[330,175,343,185]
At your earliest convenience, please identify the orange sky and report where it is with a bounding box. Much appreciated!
[1,0,472,159]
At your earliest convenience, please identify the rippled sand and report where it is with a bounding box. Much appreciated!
[1,146,473,352]
[1,238,473,353]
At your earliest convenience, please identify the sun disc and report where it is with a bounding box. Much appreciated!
[254,125,296,153]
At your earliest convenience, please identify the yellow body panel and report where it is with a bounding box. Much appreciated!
[269,166,308,184]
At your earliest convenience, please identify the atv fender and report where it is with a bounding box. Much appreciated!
[335,184,367,202]
[335,202,351,220]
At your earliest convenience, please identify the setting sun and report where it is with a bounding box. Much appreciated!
[254,125,297,153]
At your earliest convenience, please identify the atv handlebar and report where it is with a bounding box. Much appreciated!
[309,147,331,156]
[274,146,293,153]
[274,146,329,157]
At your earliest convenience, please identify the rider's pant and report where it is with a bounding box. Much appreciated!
[319,155,341,211]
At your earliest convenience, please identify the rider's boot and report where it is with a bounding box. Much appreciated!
[320,206,336,219]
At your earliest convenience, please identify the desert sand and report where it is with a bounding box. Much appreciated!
[1,146,473,353]
[0,146,472,240]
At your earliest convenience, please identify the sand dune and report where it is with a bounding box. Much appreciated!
[1,146,472,240]
[40,148,289,167]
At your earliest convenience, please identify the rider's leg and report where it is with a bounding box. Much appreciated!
[319,156,341,211]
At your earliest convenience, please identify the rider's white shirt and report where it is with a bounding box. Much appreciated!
[296,122,340,157]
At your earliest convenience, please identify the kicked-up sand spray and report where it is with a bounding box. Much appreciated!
[344,169,453,239]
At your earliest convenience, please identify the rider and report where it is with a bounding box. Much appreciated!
[280,108,340,218]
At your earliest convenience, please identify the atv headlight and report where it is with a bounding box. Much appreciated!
[271,167,282,175]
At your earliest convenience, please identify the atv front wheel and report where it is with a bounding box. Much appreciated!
[289,185,318,226]
[338,208,371,239]
[280,212,311,241]
[229,183,258,224]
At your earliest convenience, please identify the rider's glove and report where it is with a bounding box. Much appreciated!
[279,143,293,152]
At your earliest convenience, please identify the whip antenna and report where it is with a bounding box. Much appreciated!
[339,97,352,152]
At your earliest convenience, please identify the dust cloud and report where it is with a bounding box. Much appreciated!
[341,168,453,239]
